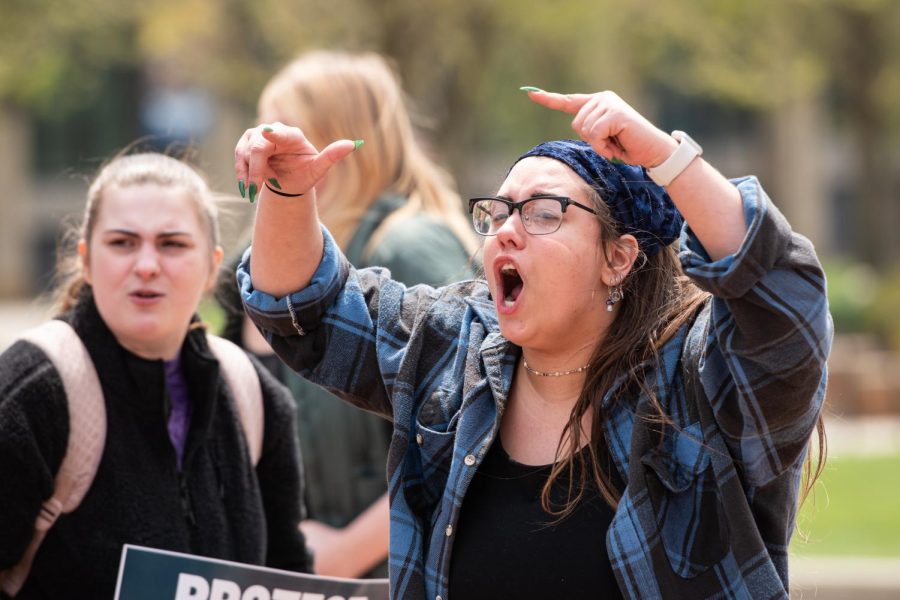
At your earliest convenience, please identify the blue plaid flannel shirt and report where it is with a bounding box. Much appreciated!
[239,177,832,600]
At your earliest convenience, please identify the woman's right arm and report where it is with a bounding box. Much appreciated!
[239,229,416,418]
[0,342,67,569]
[239,224,488,421]
[234,124,357,298]
[236,123,485,418]
[235,123,385,412]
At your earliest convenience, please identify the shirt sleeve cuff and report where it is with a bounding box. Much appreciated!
[678,176,792,298]
[237,225,348,337]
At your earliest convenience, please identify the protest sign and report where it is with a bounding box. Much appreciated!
[114,545,390,600]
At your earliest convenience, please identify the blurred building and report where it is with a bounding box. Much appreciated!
[0,67,249,297]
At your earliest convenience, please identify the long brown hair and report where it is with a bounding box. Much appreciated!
[539,187,826,518]
[256,50,477,256]
[52,152,220,314]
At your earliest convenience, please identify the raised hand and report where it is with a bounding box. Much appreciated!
[525,87,746,260]
[234,122,357,201]
[524,90,678,170]
[235,123,358,296]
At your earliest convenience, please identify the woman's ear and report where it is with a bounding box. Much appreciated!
[206,245,225,291]
[602,234,639,286]
[77,239,91,285]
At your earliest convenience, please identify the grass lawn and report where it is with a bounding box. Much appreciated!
[792,453,900,557]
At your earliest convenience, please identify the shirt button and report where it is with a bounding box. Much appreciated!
[464,454,476,466]
[445,524,453,536]
[416,433,423,445]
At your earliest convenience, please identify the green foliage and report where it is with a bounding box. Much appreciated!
[2,0,900,265]
[198,296,225,336]
[824,260,878,334]
[824,261,900,351]
[3,0,895,118]
[627,0,827,108]
[0,0,139,116]
[867,268,900,353]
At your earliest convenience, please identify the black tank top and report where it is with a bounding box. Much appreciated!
[448,436,624,599]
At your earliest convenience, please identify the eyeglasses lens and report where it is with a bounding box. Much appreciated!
[471,198,564,235]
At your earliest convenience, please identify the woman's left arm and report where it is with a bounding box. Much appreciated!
[678,177,832,483]
[532,90,833,483]
[527,89,746,260]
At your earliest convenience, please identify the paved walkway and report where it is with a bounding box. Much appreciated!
[791,556,900,598]
[0,299,52,350]
[824,415,900,457]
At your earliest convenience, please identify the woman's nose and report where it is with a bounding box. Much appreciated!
[495,211,526,247]
[134,247,161,278]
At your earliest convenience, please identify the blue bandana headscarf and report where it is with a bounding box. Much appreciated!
[513,140,683,256]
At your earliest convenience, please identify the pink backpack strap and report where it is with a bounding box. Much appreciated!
[0,320,106,597]
[206,334,264,466]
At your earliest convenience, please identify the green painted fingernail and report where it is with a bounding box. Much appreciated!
[267,177,282,190]
[238,179,246,198]
[263,126,274,132]
[353,139,364,150]
[248,182,258,204]
[519,86,543,92]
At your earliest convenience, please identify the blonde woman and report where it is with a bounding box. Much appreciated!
[221,50,477,578]
[0,153,309,598]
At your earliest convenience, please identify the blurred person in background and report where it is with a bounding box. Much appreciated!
[0,153,309,599]
[234,87,831,599]
[217,50,478,578]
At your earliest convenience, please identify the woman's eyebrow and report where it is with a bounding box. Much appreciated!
[101,229,192,238]
[494,190,558,200]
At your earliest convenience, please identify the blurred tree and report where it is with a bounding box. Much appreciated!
[0,0,139,116]
[1,0,898,265]
[818,0,900,268]
[627,0,826,108]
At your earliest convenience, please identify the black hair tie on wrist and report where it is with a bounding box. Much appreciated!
[264,182,305,197]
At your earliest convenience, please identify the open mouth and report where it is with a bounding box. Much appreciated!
[131,290,162,299]
[499,263,523,307]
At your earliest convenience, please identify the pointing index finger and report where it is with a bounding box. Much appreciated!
[527,91,593,115]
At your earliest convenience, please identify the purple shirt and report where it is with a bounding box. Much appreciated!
[164,353,192,469]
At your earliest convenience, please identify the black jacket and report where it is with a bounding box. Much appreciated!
[0,291,309,599]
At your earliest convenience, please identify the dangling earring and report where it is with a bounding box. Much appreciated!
[606,276,623,312]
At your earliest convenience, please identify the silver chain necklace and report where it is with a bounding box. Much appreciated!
[522,359,591,377]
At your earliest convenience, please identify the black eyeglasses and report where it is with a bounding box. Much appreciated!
[468,195,598,236]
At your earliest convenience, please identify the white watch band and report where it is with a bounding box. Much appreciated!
[646,130,703,187]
